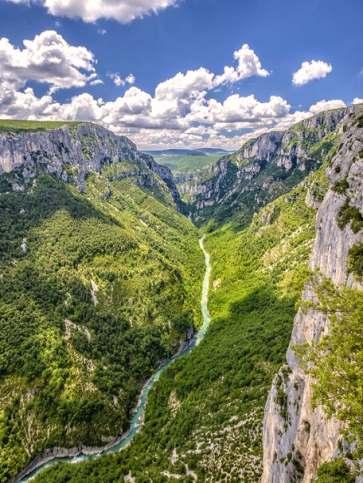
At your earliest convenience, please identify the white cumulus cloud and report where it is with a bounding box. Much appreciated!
[6,0,179,23]
[0,84,62,119]
[152,43,269,115]
[61,93,103,121]
[0,30,98,90]
[215,44,269,85]
[155,68,215,101]
[186,95,290,126]
[308,99,346,114]
[109,73,136,87]
[292,60,332,86]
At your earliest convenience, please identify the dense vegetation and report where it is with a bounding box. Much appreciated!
[33,167,320,482]
[2,109,361,482]
[316,459,355,483]
[337,200,363,233]
[0,165,203,481]
[348,243,363,277]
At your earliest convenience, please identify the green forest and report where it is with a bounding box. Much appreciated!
[32,164,321,482]
[0,165,203,481]
[155,154,221,174]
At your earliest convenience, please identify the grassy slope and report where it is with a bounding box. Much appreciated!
[0,167,203,481]
[0,119,79,132]
[34,168,322,482]
[155,154,221,174]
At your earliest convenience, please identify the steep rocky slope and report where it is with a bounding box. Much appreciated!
[0,121,202,482]
[0,121,181,206]
[262,104,363,482]
[185,108,347,226]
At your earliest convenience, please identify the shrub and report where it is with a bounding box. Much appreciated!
[348,243,363,277]
[356,115,363,128]
[337,201,363,233]
[300,280,363,454]
[333,178,349,194]
[316,459,355,483]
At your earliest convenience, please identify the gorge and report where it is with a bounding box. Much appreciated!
[0,104,362,483]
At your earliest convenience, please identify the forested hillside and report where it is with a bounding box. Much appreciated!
[32,139,329,482]
[0,122,203,481]
[186,108,346,227]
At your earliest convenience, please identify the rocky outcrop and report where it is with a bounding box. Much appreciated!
[236,131,284,164]
[0,122,181,206]
[262,104,363,482]
[187,108,347,223]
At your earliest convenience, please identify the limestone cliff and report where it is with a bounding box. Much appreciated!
[262,104,363,482]
[187,108,347,224]
[0,122,181,206]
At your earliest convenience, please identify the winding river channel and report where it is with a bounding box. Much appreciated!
[19,236,212,482]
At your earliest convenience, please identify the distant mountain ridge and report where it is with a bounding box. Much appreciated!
[144,147,231,157]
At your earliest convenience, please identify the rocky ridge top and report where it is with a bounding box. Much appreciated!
[0,122,181,206]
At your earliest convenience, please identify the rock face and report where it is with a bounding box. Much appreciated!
[187,108,347,224]
[0,122,181,206]
[262,104,363,482]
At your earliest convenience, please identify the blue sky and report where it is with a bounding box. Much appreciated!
[0,0,362,148]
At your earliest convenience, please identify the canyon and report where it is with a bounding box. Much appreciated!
[0,104,362,482]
